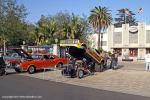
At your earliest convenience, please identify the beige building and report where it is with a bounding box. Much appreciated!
[88,22,150,59]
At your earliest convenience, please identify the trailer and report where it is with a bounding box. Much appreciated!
[60,39,105,78]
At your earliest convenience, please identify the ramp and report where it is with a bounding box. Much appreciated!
[85,48,104,64]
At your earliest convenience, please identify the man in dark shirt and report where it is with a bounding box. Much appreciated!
[0,53,6,76]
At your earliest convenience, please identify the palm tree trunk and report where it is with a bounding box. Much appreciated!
[98,28,101,49]
[101,32,103,49]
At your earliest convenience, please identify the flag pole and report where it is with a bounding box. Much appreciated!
[138,7,144,23]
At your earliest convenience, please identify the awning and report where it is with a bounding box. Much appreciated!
[60,43,81,48]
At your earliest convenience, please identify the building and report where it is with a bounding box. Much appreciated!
[88,22,150,59]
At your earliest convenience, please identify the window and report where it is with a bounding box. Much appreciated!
[113,48,122,56]
[146,30,150,43]
[129,48,138,57]
[129,32,138,44]
[113,32,122,44]
[146,48,150,54]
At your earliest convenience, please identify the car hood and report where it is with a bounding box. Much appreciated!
[12,48,32,59]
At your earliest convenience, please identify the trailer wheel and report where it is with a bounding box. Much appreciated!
[77,69,84,79]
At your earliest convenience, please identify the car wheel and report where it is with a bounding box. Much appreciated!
[28,66,36,74]
[14,64,22,73]
[77,69,84,79]
[56,63,63,69]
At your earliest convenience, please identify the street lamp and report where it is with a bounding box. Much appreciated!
[55,38,58,44]
[3,39,6,56]
[23,41,25,45]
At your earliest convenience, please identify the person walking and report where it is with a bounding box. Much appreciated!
[145,53,150,71]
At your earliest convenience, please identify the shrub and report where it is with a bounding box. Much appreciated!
[27,49,32,53]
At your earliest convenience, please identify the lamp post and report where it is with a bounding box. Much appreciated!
[55,38,58,44]
[54,38,59,56]
[3,39,6,56]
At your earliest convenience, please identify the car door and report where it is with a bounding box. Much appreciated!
[33,55,48,69]
[47,55,55,67]
[41,55,54,68]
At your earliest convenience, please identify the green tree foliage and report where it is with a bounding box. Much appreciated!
[89,6,112,49]
[36,12,89,45]
[114,8,138,27]
[0,0,32,46]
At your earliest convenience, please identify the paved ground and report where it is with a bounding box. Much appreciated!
[14,61,150,98]
[4,60,150,98]
[0,75,150,100]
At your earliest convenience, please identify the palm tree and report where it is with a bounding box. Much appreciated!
[89,6,112,49]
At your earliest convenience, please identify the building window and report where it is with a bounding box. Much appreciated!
[113,32,122,44]
[113,48,122,56]
[129,48,138,57]
[146,30,150,43]
[146,48,150,54]
[129,32,138,44]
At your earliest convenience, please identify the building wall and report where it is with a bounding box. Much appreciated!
[88,22,150,59]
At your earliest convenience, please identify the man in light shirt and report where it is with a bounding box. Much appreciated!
[145,53,150,71]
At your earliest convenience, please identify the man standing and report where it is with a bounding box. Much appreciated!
[0,53,6,76]
[145,53,150,71]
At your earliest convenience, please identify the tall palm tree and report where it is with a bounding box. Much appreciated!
[89,6,112,49]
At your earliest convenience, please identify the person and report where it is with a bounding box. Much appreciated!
[145,53,150,71]
[111,52,118,70]
[0,53,6,76]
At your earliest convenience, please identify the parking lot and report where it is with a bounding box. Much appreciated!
[15,60,150,98]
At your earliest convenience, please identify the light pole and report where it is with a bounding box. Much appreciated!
[55,38,58,44]
[54,38,59,56]
[3,39,6,56]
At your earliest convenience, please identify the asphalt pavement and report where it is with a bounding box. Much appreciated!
[0,74,150,100]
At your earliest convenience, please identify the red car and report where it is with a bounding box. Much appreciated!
[7,49,68,74]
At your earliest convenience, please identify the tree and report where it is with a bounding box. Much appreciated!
[89,6,112,49]
[114,8,138,27]
[35,12,89,45]
[0,0,28,46]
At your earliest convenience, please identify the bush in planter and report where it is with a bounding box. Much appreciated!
[27,49,32,54]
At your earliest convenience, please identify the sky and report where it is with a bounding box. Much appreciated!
[17,0,150,24]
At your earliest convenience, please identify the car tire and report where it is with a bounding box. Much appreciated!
[56,63,63,69]
[28,66,36,74]
[14,64,22,73]
[77,69,84,79]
